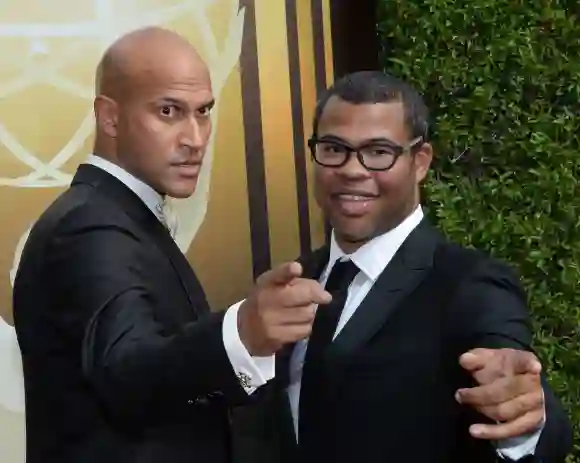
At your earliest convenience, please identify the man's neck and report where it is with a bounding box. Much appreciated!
[333,204,423,255]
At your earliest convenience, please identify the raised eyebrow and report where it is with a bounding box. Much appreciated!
[158,97,185,106]
[197,99,215,111]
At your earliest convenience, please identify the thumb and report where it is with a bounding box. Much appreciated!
[262,261,303,286]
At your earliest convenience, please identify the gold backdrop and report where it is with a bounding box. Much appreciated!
[0,0,334,460]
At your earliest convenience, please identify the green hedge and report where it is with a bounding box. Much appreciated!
[377,0,580,459]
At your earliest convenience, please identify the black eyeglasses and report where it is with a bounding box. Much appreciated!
[308,136,423,171]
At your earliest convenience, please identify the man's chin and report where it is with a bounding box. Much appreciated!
[332,223,374,246]
[166,183,198,199]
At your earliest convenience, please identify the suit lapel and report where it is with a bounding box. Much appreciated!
[72,165,208,316]
[148,223,209,315]
[328,221,442,359]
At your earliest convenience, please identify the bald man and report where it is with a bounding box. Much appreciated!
[12,27,329,463]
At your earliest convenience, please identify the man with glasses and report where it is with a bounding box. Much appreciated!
[234,71,571,463]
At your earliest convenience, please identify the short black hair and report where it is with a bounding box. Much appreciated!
[312,70,430,140]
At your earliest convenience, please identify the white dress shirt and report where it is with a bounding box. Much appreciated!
[85,155,275,395]
[285,206,543,460]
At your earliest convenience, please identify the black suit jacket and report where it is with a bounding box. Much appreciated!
[233,220,572,463]
[13,165,250,463]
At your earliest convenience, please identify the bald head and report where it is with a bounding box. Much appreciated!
[92,26,215,198]
[95,26,208,100]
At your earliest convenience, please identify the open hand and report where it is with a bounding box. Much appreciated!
[455,348,544,440]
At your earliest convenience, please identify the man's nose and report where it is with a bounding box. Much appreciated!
[181,117,206,149]
[338,151,371,178]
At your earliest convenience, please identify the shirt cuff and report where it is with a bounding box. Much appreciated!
[222,299,275,395]
[495,393,546,460]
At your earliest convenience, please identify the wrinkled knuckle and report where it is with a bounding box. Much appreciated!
[495,404,512,422]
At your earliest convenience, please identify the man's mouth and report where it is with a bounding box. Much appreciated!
[174,163,201,177]
[331,192,378,216]
[334,193,377,201]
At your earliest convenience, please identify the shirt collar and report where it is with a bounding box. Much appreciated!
[84,154,165,221]
[326,205,424,282]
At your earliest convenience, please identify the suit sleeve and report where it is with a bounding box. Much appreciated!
[47,217,249,422]
[448,258,573,462]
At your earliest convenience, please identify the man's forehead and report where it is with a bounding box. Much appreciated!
[318,98,407,141]
[322,97,404,120]
[131,50,210,84]
[124,59,213,103]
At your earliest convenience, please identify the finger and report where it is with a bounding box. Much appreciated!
[269,323,314,344]
[470,364,507,385]
[310,285,332,305]
[509,350,542,375]
[274,304,317,325]
[278,280,331,307]
[471,351,541,384]
[478,391,544,423]
[458,349,495,373]
[461,349,543,382]
[456,374,539,407]
[460,352,506,385]
[469,409,545,440]
[259,261,302,286]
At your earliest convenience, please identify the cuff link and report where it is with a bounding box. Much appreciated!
[237,372,252,389]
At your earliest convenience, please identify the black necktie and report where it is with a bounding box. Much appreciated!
[298,259,360,444]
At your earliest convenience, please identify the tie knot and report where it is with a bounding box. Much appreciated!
[324,259,359,294]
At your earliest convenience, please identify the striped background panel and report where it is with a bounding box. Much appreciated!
[190,0,334,310]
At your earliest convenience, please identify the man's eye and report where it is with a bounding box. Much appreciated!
[365,145,396,157]
[198,106,212,117]
[321,143,346,153]
[160,105,178,117]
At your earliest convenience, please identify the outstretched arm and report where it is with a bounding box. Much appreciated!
[449,258,572,462]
